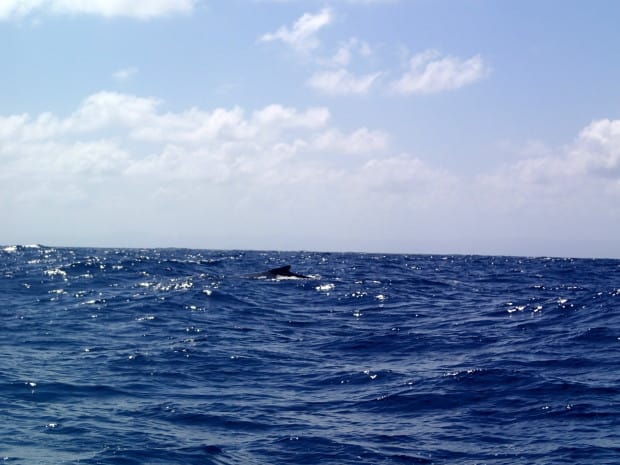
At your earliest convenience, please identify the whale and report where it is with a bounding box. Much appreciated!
[249,265,310,279]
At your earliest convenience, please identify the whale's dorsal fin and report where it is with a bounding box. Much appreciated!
[269,265,292,275]
[244,264,309,279]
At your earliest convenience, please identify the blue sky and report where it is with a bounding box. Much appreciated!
[2,0,620,257]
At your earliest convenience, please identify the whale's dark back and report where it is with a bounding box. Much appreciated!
[267,265,309,278]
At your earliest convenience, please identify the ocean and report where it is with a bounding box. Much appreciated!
[1,245,619,464]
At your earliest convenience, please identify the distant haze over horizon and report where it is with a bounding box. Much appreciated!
[2,1,619,259]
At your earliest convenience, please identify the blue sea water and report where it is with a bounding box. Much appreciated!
[1,246,619,464]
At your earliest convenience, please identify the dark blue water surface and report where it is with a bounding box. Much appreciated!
[1,246,619,464]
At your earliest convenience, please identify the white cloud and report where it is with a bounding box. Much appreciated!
[312,128,389,154]
[321,37,372,68]
[0,114,29,140]
[252,104,330,129]
[3,91,619,255]
[491,119,620,187]
[262,18,484,99]
[2,90,453,250]
[476,119,620,241]
[62,92,160,135]
[132,106,255,143]
[0,90,378,188]
[0,92,334,146]
[307,69,382,95]
[359,156,457,206]
[260,8,332,52]
[307,37,380,95]
[113,67,139,82]
[392,49,490,95]
[571,119,620,176]
[0,0,196,20]
[0,0,44,19]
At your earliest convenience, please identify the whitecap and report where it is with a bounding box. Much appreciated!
[507,305,526,313]
[315,283,335,292]
[44,268,67,278]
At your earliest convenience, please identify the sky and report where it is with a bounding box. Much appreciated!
[1,0,620,257]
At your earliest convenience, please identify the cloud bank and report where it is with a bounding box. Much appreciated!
[1,91,417,249]
[2,91,618,254]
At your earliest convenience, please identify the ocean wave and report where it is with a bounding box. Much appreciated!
[1,248,619,464]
